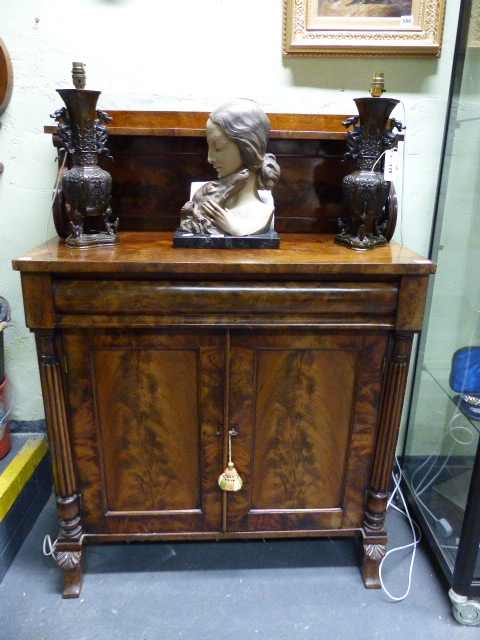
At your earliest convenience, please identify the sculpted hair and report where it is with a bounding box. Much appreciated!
[209,99,280,190]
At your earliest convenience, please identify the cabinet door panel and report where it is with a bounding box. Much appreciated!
[252,347,354,509]
[227,330,388,533]
[63,329,224,535]
[94,347,199,512]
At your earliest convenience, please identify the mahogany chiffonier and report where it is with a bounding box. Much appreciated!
[12,111,435,597]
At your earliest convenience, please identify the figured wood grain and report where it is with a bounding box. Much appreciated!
[94,347,199,512]
[96,136,350,233]
[45,111,353,138]
[341,335,388,528]
[63,330,112,528]
[251,347,355,509]
[225,330,388,533]
[13,233,435,277]
[20,274,55,329]
[63,329,224,534]
[53,280,399,325]
[396,275,431,331]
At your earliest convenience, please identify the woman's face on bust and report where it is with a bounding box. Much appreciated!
[206,118,243,179]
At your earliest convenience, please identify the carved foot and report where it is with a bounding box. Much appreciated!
[62,566,83,599]
[361,489,388,589]
[360,538,386,589]
[103,207,119,236]
[449,589,480,626]
[54,545,84,598]
[54,493,84,597]
[67,204,84,240]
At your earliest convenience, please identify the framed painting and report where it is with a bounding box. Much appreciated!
[283,0,447,57]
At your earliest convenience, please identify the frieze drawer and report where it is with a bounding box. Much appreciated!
[53,279,399,326]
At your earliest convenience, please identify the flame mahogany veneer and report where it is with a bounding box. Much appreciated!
[14,112,433,598]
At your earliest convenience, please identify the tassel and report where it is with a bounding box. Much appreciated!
[218,461,243,492]
[218,430,242,492]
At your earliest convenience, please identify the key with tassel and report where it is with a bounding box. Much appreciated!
[218,428,242,492]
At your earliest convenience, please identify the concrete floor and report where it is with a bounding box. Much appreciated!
[0,494,474,640]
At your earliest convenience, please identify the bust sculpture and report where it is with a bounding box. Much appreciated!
[176,99,281,247]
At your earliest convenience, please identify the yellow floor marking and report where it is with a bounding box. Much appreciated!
[0,436,48,521]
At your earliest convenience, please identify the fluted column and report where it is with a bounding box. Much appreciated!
[362,332,413,588]
[36,331,83,598]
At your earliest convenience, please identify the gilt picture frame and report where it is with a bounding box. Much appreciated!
[283,0,447,57]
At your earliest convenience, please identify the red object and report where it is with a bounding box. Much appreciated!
[0,375,11,459]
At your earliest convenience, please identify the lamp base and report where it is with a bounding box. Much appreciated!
[66,232,120,249]
[335,233,388,251]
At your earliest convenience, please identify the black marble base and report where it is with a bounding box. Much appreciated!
[173,229,280,249]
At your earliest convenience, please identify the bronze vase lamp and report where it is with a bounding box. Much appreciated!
[51,63,119,248]
[335,74,404,251]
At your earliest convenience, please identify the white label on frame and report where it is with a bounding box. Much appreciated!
[401,15,413,26]
[384,149,398,182]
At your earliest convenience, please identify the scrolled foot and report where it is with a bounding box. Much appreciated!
[62,565,83,599]
[361,541,386,589]
[54,548,83,598]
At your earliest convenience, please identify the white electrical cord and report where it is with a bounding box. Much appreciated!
[379,456,422,602]
[413,416,473,499]
[42,534,57,558]
[381,408,477,602]
[409,412,474,539]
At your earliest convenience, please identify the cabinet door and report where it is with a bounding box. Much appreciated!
[226,330,388,533]
[62,329,224,535]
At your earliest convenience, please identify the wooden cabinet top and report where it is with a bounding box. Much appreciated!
[44,111,353,140]
[13,232,435,277]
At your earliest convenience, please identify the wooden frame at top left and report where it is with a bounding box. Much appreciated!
[0,38,13,114]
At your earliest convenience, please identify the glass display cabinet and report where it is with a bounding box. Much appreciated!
[402,0,480,625]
